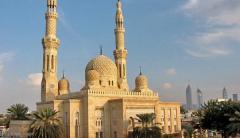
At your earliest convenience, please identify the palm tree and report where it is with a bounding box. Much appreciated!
[136,113,156,127]
[132,113,161,138]
[7,104,29,120]
[29,108,63,138]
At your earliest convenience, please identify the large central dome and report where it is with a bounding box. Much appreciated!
[85,55,118,88]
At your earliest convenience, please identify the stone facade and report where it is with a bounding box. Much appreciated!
[37,0,182,138]
[7,120,32,138]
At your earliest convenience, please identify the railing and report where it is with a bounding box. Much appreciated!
[56,89,159,100]
[86,89,158,97]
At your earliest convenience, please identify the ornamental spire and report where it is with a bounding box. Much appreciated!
[100,45,103,55]
[116,0,124,29]
[139,66,142,75]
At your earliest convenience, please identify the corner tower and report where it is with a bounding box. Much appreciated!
[114,0,129,90]
[41,0,60,102]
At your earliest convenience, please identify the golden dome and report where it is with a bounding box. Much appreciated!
[85,55,117,86]
[135,72,148,91]
[58,75,70,94]
[86,69,100,82]
[136,75,148,87]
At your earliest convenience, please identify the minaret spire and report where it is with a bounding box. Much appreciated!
[41,0,60,102]
[100,45,103,55]
[139,66,142,75]
[113,0,129,90]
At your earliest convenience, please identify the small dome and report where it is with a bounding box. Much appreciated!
[135,74,148,88]
[135,73,148,92]
[86,69,100,82]
[58,75,70,94]
[85,55,117,88]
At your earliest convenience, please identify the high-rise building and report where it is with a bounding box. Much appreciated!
[197,88,203,108]
[186,84,193,110]
[223,87,228,99]
[233,94,238,101]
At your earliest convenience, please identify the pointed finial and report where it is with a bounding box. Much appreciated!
[139,66,142,75]
[100,45,103,55]
[117,0,122,9]
[62,70,65,79]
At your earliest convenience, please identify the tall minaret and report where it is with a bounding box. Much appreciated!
[41,0,60,102]
[114,0,129,90]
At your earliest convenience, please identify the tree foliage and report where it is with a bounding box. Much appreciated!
[132,113,161,138]
[7,104,29,120]
[180,106,187,114]
[29,108,63,138]
[226,111,240,136]
[193,100,240,138]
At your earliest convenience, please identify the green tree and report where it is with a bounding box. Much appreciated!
[132,113,161,138]
[7,104,29,120]
[29,108,63,138]
[226,111,240,136]
[194,100,240,138]
[182,124,194,138]
[180,106,187,114]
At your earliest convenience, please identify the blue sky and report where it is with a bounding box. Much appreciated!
[0,0,240,112]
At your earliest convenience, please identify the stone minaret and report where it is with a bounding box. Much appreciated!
[114,0,129,90]
[41,0,60,102]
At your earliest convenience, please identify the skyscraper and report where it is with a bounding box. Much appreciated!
[197,88,203,108]
[223,87,228,99]
[233,94,238,101]
[186,84,193,110]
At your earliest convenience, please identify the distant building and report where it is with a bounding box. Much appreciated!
[197,88,203,108]
[186,84,193,110]
[233,94,238,101]
[222,87,228,99]
[0,126,7,137]
[216,98,228,102]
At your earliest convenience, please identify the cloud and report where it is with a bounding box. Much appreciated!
[165,68,176,76]
[0,52,14,64]
[182,0,199,10]
[162,82,174,90]
[0,52,14,79]
[182,0,240,26]
[185,47,231,58]
[26,73,42,87]
[181,0,240,58]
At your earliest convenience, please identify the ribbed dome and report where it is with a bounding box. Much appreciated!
[58,76,70,94]
[136,75,148,87]
[85,55,117,85]
[86,69,100,82]
[135,73,148,92]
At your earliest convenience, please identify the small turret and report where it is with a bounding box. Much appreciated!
[58,73,70,95]
[134,68,149,92]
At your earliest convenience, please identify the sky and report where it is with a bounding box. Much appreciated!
[0,0,240,113]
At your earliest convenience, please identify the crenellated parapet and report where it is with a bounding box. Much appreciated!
[114,49,128,59]
[42,37,60,49]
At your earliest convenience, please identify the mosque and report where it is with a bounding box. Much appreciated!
[37,0,182,137]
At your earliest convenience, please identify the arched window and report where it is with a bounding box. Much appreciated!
[123,64,125,77]
[119,64,122,78]
[47,55,49,71]
[51,55,54,70]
